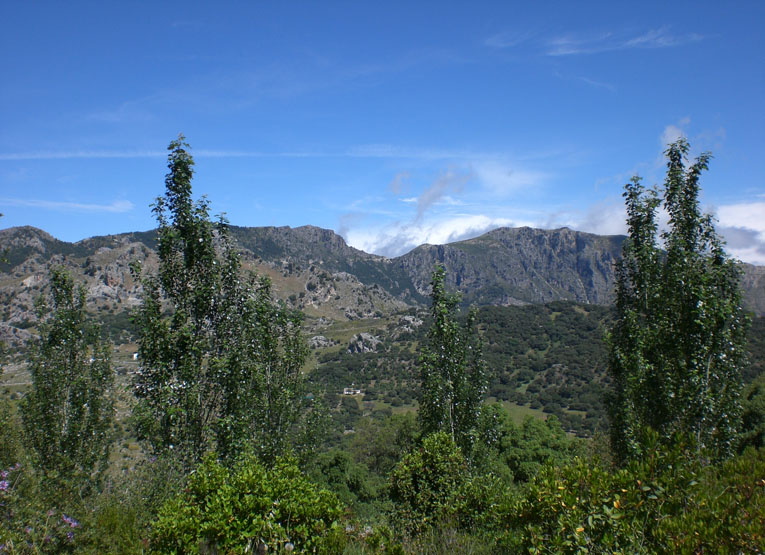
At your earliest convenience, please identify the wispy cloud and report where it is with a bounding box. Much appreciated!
[484,30,535,49]
[0,145,488,162]
[389,172,410,194]
[0,143,566,164]
[344,144,477,160]
[547,26,703,56]
[0,148,350,161]
[471,161,549,196]
[338,152,555,256]
[0,198,134,213]
[345,214,520,257]
[661,117,691,146]
[578,76,616,91]
[0,150,165,161]
[416,169,472,221]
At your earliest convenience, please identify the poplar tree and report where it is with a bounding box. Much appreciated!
[608,139,748,462]
[131,135,316,468]
[21,268,114,478]
[418,265,486,454]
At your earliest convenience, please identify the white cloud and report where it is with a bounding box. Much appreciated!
[547,27,702,56]
[717,202,765,235]
[578,77,616,91]
[389,171,410,194]
[345,214,521,257]
[661,117,691,146]
[716,202,765,264]
[0,198,134,213]
[579,201,628,236]
[416,169,472,221]
[661,125,685,146]
[624,27,702,49]
[341,193,765,265]
[472,161,548,196]
[345,144,477,160]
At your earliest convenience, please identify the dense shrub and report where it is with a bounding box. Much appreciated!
[150,454,344,553]
[0,462,84,553]
[389,433,508,537]
[502,433,765,553]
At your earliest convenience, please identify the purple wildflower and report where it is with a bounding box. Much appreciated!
[0,470,7,479]
[62,514,79,528]
[67,531,74,541]
[0,481,8,491]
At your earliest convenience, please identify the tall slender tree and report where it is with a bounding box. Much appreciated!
[608,139,748,461]
[21,268,114,479]
[132,135,318,468]
[419,265,486,454]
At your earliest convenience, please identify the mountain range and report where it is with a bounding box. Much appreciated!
[1,224,763,348]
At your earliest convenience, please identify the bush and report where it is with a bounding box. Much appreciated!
[150,454,344,553]
[0,462,84,553]
[389,433,508,537]
[389,433,467,534]
[501,432,765,553]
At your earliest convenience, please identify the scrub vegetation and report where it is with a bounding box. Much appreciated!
[0,138,762,553]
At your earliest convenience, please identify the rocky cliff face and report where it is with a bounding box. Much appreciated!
[1,224,763,349]
[394,227,623,306]
[230,225,421,302]
[0,225,407,348]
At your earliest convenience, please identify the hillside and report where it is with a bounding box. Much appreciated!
[2,223,764,439]
[2,224,763,333]
[396,227,623,305]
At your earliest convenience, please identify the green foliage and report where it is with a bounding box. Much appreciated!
[215,275,323,464]
[308,449,385,522]
[480,302,612,435]
[398,526,495,555]
[388,432,507,536]
[348,412,419,479]
[389,432,467,534]
[608,139,748,461]
[418,266,486,454]
[132,136,319,468]
[659,446,765,551]
[150,454,344,554]
[79,456,186,554]
[20,267,114,480]
[502,434,765,553]
[0,400,24,470]
[0,462,86,553]
[740,373,765,451]
[501,415,583,483]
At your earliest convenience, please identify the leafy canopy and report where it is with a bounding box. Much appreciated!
[131,135,318,468]
[608,138,748,461]
[21,267,114,479]
[151,455,344,554]
[418,265,486,454]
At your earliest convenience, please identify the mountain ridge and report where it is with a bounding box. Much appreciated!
[1,223,763,350]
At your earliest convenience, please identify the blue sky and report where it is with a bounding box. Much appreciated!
[1,1,763,262]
